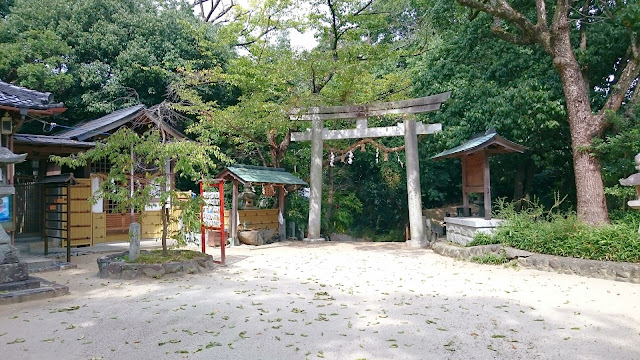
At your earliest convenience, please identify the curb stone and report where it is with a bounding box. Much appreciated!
[432,242,640,283]
[96,251,216,279]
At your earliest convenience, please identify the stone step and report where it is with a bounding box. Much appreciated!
[29,261,77,273]
[0,278,41,292]
[19,256,56,272]
[29,241,55,254]
[13,242,31,254]
[0,277,69,305]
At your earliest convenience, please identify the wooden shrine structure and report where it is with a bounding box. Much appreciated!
[290,92,451,247]
[431,129,526,219]
[214,165,307,246]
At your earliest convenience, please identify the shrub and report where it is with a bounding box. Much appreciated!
[470,199,640,263]
[470,253,507,265]
[467,233,501,246]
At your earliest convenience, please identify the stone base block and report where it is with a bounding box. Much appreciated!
[303,237,325,242]
[0,277,69,305]
[0,263,29,283]
[444,217,503,246]
[0,278,41,292]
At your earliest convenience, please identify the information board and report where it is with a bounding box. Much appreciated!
[200,181,225,264]
[202,191,221,227]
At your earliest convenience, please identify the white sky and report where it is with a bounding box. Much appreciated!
[194,0,318,52]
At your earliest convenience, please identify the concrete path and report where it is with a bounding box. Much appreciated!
[0,242,638,359]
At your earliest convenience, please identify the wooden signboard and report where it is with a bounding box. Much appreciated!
[200,181,225,264]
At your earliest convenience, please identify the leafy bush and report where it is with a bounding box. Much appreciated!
[125,250,202,264]
[470,253,508,265]
[467,233,501,246]
[470,199,640,263]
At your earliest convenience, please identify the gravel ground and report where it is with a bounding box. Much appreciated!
[1,241,639,360]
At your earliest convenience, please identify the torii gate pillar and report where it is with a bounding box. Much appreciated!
[403,118,425,248]
[307,115,324,241]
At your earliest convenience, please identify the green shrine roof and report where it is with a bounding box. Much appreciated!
[216,165,307,186]
[431,130,525,160]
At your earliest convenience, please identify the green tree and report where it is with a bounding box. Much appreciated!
[53,125,226,255]
[453,1,640,225]
[0,0,225,122]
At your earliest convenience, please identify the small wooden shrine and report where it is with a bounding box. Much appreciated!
[432,129,526,219]
[214,165,307,245]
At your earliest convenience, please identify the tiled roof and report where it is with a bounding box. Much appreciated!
[431,130,526,160]
[55,105,145,140]
[432,133,497,159]
[0,80,64,110]
[216,165,307,186]
[13,134,95,148]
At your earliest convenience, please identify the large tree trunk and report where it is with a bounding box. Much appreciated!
[550,20,610,225]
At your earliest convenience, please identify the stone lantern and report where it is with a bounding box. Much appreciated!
[0,147,27,261]
[620,153,640,233]
[239,185,257,209]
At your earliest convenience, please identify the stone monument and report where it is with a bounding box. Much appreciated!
[619,153,640,233]
[129,222,141,261]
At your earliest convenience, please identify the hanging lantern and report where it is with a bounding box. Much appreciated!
[1,112,12,135]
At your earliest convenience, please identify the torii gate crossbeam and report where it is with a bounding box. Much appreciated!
[290,91,451,248]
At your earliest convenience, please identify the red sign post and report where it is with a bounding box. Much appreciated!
[200,181,225,264]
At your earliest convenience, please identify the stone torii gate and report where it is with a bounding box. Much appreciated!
[290,91,451,247]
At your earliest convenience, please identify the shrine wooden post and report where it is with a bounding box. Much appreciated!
[291,92,451,247]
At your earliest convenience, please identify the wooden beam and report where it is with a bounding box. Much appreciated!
[291,103,445,120]
[0,105,67,115]
[290,91,451,120]
[291,121,441,142]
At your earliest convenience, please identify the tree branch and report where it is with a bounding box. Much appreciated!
[457,0,543,47]
[196,0,236,24]
[208,1,235,24]
[235,24,277,47]
[534,0,548,28]
[491,17,535,45]
[353,0,375,16]
[601,38,640,114]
